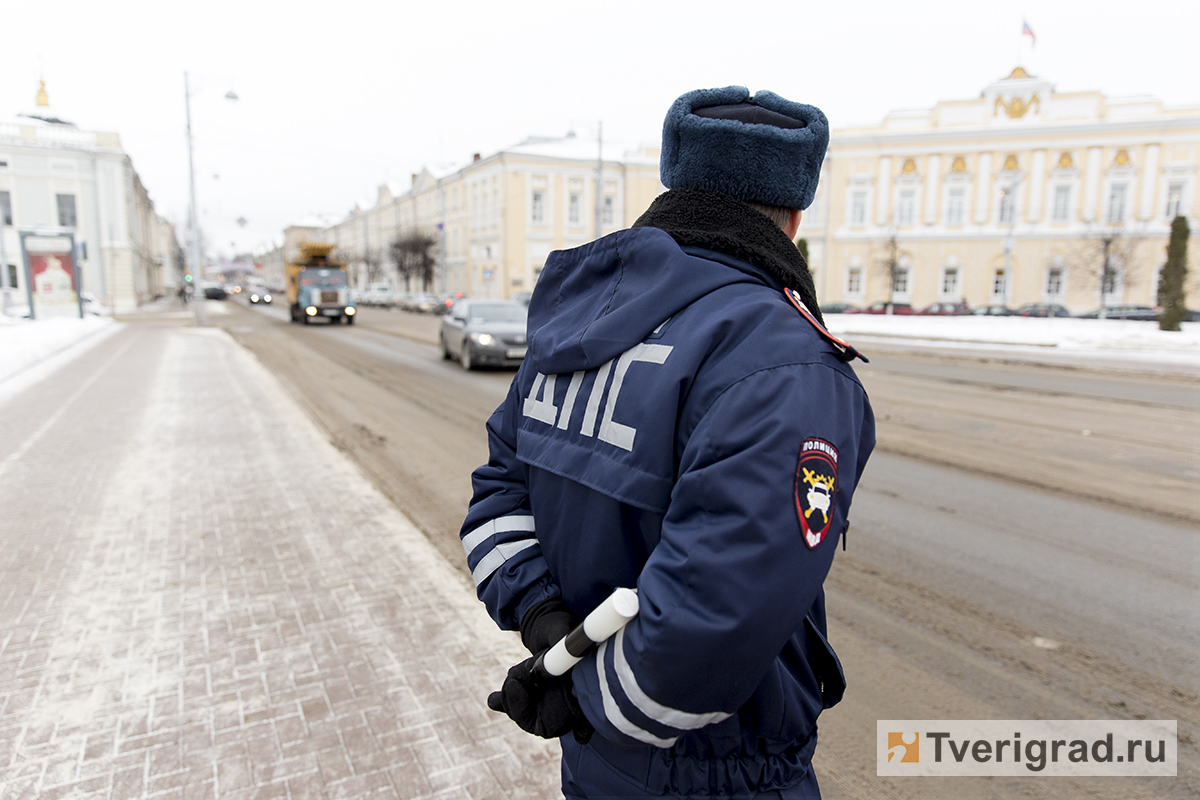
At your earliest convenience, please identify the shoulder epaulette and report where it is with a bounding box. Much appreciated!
[783,288,869,364]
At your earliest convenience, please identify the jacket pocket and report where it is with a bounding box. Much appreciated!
[804,615,846,709]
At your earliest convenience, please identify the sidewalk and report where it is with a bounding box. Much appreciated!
[0,322,560,799]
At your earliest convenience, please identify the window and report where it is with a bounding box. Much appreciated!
[569,193,581,225]
[992,268,1008,299]
[603,196,614,225]
[945,188,964,225]
[896,189,915,226]
[6,263,16,289]
[940,267,959,298]
[1166,181,1184,219]
[1046,267,1064,296]
[892,267,909,295]
[1052,185,1071,222]
[0,190,10,226]
[1046,267,1064,297]
[845,265,863,296]
[1107,183,1127,223]
[56,194,77,227]
[998,188,1015,224]
[531,190,545,224]
[850,191,866,225]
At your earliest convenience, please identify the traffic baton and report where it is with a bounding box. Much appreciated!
[532,587,639,680]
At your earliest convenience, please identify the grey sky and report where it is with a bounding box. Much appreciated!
[6,0,1197,260]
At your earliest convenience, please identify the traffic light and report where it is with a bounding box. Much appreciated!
[184,274,193,283]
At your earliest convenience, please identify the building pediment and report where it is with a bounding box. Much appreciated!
[982,67,1054,124]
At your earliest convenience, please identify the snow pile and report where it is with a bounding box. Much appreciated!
[0,315,116,384]
[824,314,1200,362]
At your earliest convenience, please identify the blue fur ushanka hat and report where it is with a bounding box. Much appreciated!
[660,86,829,211]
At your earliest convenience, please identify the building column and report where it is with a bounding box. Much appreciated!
[875,157,891,225]
[1082,147,1102,222]
[973,153,993,224]
[1138,144,1160,221]
[923,154,941,224]
[1027,150,1046,223]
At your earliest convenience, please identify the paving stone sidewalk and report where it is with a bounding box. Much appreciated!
[0,324,560,799]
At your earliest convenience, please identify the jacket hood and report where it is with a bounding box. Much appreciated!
[526,189,820,375]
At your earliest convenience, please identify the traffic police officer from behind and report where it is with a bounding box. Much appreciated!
[460,86,875,798]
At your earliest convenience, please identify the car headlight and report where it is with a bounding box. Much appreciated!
[305,306,318,316]
[263,294,271,302]
[345,306,355,315]
[250,294,260,301]
[471,333,494,346]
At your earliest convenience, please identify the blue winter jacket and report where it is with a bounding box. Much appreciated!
[461,201,875,796]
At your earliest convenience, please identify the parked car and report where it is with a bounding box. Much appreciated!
[917,301,971,316]
[80,291,112,317]
[969,304,1014,316]
[1075,305,1158,321]
[861,301,914,315]
[404,292,440,313]
[203,284,228,300]
[819,302,859,314]
[439,300,528,370]
[437,291,468,314]
[1013,303,1069,317]
[247,287,273,304]
[511,291,533,307]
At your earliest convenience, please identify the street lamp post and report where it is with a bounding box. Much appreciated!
[1000,174,1021,307]
[184,72,206,326]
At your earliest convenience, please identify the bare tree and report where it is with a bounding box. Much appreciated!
[362,247,385,287]
[390,231,438,292]
[871,224,908,314]
[1070,222,1145,317]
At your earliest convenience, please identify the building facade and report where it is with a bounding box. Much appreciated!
[261,134,663,301]
[802,68,1200,312]
[0,83,182,316]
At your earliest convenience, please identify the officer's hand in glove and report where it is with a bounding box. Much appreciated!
[487,654,594,743]
[519,596,582,655]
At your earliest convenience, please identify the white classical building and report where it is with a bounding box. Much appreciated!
[803,68,1200,312]
[0,82,182,315]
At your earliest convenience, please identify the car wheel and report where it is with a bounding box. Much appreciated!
[302,313,310,325]
[460,344,474,371]
[442,334,454,360]
[346,314,355,325]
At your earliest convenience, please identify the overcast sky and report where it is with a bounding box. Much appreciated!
[6,0,1198,260]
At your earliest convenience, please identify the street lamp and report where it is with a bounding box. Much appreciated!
[183,72,237,326]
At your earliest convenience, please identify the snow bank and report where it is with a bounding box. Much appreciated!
[824,314,1200,364]
[0,315,117,385]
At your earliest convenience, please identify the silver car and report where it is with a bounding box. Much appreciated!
[439,300,528,370]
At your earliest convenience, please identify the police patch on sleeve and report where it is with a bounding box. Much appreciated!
[795,438,838,548]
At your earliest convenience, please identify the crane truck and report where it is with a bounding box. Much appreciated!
[286,243,357,324]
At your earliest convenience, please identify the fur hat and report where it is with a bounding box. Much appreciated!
[660,86,829,211]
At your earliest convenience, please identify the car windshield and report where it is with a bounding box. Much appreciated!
[299,268,347,287]
[467,303,527,323]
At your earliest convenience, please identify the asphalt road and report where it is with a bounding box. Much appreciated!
[217,299,1199,799]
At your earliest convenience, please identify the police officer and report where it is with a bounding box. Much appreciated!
[461,86,875,799]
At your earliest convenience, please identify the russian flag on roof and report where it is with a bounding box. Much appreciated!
[1022,19,1036,47]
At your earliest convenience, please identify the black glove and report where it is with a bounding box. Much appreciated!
[519,596,582,655]
[487,653,594,743]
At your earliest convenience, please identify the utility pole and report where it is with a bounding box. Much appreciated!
[184,71,207,326]
[594,121,603,241]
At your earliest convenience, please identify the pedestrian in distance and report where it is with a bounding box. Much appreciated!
[461,85,876,799]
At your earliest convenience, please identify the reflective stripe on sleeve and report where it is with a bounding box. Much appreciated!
[612,627,732,732]
[461,514,536,558]
[596,639,678,748]
[471,539,538,587]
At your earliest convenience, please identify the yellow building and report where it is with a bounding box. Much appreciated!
[803,68,1200,313]
[280,133,663,300]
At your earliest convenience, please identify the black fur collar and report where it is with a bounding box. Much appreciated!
[632,188,824,326]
